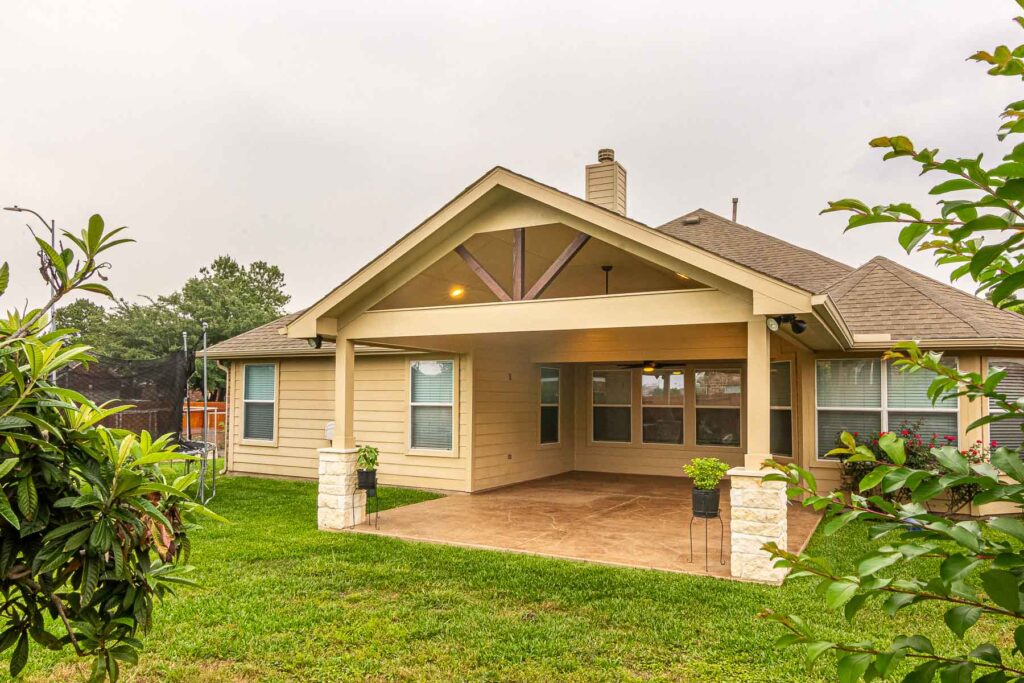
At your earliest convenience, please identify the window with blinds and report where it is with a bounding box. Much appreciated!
[243,363,276,441]
[641,370,684,444]
[816,357,957,458]
[540,367,560,444]
[410,360,454,450]
[592,369,632,442]
[694,368,742,446]
[987,358,1024,450]
[770,361,793,456]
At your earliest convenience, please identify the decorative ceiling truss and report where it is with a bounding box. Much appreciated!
[454,228,591,302]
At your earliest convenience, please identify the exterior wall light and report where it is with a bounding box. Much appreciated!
[306,336,323,349]
[769,315,807,334]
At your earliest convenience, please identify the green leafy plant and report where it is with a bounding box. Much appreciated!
[761,5,1024,680]
[356,444,379,471]
[0,213,223,681]
[834,422,984,515]
[682,457,729,490]
[762,428,1024,682]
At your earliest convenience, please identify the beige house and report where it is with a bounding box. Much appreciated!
[206,149,1024,581]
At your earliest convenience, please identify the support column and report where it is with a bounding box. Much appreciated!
[728,317,787,583]
[317,333,365,530]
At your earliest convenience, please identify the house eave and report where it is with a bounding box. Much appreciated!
[848,337,1024,351]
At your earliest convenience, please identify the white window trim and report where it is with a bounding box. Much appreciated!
[770,360,794,458]
[408,358,457,455]
[693,366,744,448]
[640,370,685,445]
[539,366,561,446]
[591,368,633,444]
[240,362,278,445]
[814,357,960,461]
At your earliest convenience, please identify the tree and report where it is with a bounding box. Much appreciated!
[0,214,221,680]
[54,299,108,341]
[56,255,290,394]
[763,4,1024,681]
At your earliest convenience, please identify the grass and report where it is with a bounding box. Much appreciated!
[10,476,1016,682]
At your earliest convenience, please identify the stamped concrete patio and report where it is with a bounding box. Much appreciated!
[350,472,821,578]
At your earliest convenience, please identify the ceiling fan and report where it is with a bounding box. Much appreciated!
[616,360,685,373]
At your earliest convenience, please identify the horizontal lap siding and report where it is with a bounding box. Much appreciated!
[229,357,333,480]
[228,354,470,491]
[470,348,574,491]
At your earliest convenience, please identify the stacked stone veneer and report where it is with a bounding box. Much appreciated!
[317,448,366,530]
[728,468,788,583]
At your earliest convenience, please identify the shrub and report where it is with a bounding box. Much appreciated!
[0,214,221,681]
[682,457,729,490]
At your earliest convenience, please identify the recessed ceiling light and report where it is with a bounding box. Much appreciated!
[448,285,465,299]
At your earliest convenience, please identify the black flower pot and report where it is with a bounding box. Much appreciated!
[692,488,720,519]
[357,469,377,490]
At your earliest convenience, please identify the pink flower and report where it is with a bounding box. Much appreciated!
[944,435,955,442]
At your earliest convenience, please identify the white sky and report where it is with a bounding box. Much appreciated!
[2,0,1020,312]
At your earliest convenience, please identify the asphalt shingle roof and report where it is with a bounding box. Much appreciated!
[657,209,854,293]
[205,312,336,358]
[823,256,1024,340]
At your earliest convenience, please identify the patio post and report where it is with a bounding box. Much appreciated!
[727,317,788,583]
[318,333,366,530]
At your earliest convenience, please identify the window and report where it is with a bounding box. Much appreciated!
[642,370,684,444]
[592,369,632,442]
[816,358,957,458]
[770,361,793,456]
[695,368,742,446]
[540,367,560,444]
[987,358,1024,450]
[410,360,454,450]
[243,364,276,441]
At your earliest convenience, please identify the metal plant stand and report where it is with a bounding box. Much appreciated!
[365,487,380,529]
[687,513,725,572]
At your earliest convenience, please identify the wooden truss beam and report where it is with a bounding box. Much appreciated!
[454,245,511,302]
[523,233,590,300]
[511,228,526,300]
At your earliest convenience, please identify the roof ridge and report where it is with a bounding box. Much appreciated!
[825,258,880,298]
[869,257,991,336]
[685,208,855,278]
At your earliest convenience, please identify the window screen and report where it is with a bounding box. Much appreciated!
[988,358,1024,450]
[816,358,957,458]
[695,369,742,446]
[593,370,631,442]
[641,371,684,444]
[770,361,792,456]
[243,364,276,441]
[540,367,560,444]
[410,360,454,450]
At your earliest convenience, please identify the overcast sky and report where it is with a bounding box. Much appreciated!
[2,0,1020,313]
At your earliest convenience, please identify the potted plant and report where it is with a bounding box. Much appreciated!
[682,457,730,518]
[356,444,379,490]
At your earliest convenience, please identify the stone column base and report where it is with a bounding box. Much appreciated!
[727,467,788,584]
[318,448,366,530]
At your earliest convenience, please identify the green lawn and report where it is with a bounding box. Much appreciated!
[11,476,1015,682]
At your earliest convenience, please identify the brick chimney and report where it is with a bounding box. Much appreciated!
[585,148,627,215]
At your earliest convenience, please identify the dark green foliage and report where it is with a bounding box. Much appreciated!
[0,213,220,681]
[54,255,290,393]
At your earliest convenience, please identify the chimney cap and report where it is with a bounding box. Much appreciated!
[597,148,615,162]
